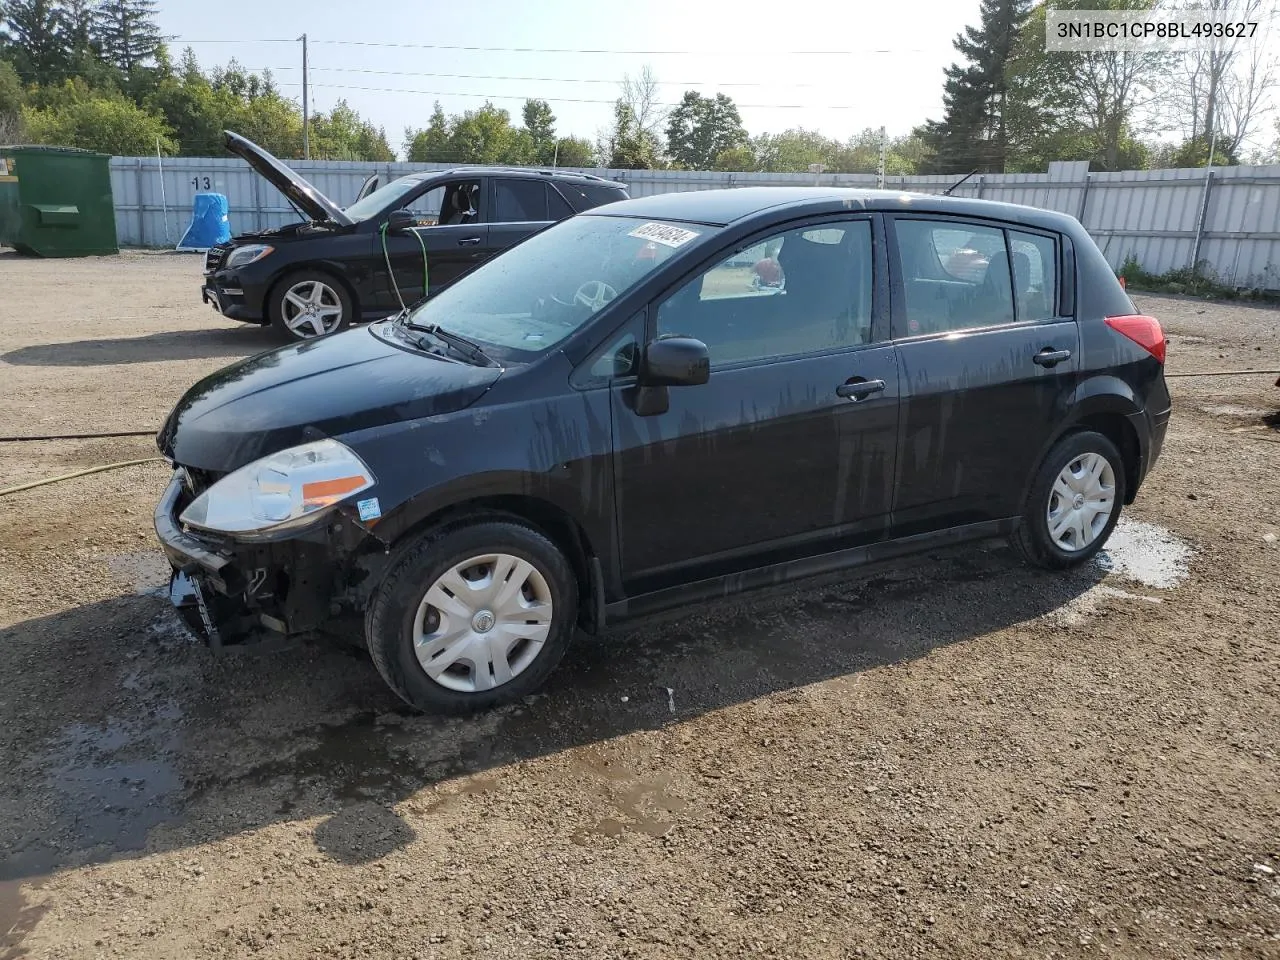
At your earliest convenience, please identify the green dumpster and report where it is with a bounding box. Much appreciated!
[0,146,119,257]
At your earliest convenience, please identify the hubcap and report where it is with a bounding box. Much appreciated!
[1046,452,1116,552]
[412,553,554,694]
[282,280,343,338]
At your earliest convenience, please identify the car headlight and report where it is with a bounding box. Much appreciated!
[225,244,274,268]
[179,439,375,537]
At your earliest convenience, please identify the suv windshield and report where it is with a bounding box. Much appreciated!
[398,215,709,360]
[344,176,424,221]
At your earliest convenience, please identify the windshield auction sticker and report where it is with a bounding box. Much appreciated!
[629,222,700,248]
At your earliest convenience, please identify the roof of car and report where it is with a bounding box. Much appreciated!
[586,186,1080,233]
[398,166,626,188]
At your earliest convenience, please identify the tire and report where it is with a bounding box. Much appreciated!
[1012,430,1127,570]
[268,270,352,341]
[365,521,579,714]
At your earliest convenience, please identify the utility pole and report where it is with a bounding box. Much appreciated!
[299,33,310,160]
[877,125,887,188]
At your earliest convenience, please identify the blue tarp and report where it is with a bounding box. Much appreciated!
[177,192,230,250]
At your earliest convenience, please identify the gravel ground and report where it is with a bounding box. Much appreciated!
[0,250,1278,959]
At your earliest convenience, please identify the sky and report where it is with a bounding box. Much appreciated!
[154,0,985,157]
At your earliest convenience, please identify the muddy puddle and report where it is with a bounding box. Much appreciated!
[4,703,184,883]
[1096,517,1192,589]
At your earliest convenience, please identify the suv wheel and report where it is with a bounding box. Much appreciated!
[365,521,579,713]
[1012,430,1126,569]
[270,270,351,340]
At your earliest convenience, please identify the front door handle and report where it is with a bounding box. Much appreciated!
[457,237,481,246]
[1033,347,1072,367]
[836,378,886,401]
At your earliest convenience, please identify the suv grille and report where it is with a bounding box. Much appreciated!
[204,245,229,274]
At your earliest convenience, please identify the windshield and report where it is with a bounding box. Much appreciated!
[344,176,424,221]
[400,215,709,360]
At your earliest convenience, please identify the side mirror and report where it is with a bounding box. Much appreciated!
[385,209,416,234]
[642,336,709,387]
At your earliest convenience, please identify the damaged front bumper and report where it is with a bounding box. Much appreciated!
[153,471,372,650]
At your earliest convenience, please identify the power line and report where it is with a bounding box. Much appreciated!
[278,80,882,111]
[180,38,930,55]
[273,66,847,89]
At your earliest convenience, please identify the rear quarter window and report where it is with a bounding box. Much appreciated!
[564,183,629,212]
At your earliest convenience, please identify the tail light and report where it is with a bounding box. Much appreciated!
[1105,314,1166,364]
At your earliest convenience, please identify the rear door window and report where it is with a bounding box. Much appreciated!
[894,219,1014,334]
[494,179,549,222]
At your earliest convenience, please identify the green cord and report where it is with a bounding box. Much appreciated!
[379,220,430,312]
[413,226,429,298]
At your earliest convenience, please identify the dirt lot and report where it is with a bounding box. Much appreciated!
[0,250,1278,959]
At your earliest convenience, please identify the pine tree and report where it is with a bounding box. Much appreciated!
[1,0,68,85]
[917,0,1030,174]
[97,0,164,76]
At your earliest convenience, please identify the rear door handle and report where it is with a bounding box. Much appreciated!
[1033,348,1072,367]
[836,378,886,401]
[458,237,481,246]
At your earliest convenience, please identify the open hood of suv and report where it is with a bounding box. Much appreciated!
[223,130,354,228]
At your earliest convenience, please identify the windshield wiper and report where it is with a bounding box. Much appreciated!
[403,320,497,367]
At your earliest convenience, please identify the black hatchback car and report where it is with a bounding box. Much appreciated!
[156,187,1171,713]
[201,131,629,341]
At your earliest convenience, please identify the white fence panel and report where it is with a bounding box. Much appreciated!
[110,155,1280,289]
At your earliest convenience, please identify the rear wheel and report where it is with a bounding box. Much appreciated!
[365,521,578,713]
[269,270,351,341]
[1012,430,1126,569]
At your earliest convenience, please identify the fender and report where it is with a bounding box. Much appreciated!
[1017,374,1147,508]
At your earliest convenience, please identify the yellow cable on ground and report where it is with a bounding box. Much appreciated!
[0,458,167,498]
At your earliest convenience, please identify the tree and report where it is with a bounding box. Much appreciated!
[309,99,393,161]
[521,97,557,163]
[599,100,659,168]
[97,0,165,77]
[0,57,24,141]
[1163,0,1277,163]
[1006,0,1168,171]
[1,0,67,85]
[712,143,756,171]
[22,86,176,153]
[917,0,1031,173]
[551,135,595,167]
[751,128,839,172]
[665,91,747,169]
[404,100,450,162]
[447,101,531,164]
[617,65,665,151]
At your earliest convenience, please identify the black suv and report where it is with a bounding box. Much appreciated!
[157,187,1171,714]
[201,131,629,340]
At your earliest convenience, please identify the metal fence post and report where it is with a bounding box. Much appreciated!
[1077,173,1092,225]
[134,157,146,247]
[1190,171,1217,275]
[975,174,985,198]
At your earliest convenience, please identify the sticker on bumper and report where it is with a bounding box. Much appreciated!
[357,497,382,521]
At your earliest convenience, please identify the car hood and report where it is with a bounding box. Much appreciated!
[224,130,354,228]
[158,326,502,471]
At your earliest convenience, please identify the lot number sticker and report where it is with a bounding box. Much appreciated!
[628,222,700,248]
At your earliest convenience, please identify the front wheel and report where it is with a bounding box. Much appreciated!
[365,521,579,714]
[1012,430,1127,569]
[269,271,352,341]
